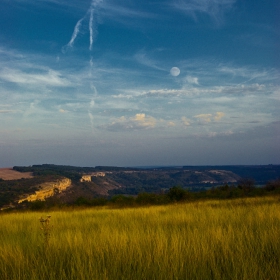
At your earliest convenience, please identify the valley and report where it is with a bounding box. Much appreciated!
[0,164,279,209]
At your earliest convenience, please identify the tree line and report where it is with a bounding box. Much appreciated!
[13,178,280,211]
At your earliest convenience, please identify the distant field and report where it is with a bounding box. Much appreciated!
[0,168,33,180]
[0,196,280,280]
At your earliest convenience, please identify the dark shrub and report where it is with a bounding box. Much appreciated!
[167,186,190,202]
[237,178,255,193]
[30,200,46,210]
[136,192,168,205]
[74,197,91,206]
[110,195,135,207]
[90,197,107,206]
[264,179,280,191]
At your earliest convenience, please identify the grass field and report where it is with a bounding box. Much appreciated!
[0,196,280,280]
[0,168,33,180]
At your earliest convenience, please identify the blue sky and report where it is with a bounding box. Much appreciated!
[0,0,279,167]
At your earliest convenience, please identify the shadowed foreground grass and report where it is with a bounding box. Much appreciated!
[0,196,280,280]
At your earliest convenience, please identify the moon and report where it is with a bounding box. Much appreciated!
[170,67,180,76]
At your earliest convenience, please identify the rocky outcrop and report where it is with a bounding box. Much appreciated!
[91,172,105,177]
[18,178,71,203]
[80,172,106,182]
[80,175,92,182]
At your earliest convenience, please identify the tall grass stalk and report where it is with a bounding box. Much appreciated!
[0,196,280,279]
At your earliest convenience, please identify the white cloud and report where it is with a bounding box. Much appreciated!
[140,88,195,97]
[90,99,95,107]
[124,82,273,99]
[0,110,15,114]
[181,117,191,126]
[185,76,199,85]
[132,113,157,128]
[214,112,225,121]
[167,121,176,127]
[103,113,180,131]
[0,68,71,87]
[194,112,225,123]
[103,113,157,131]
[0,45,278,142]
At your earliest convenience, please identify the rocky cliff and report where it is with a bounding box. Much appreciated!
[18,178,71,203]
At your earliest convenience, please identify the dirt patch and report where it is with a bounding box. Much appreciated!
[0,168,33,180]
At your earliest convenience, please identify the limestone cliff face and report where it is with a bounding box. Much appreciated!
[80,172,106,182]
[18,178,71,203]
[80,175,91,182]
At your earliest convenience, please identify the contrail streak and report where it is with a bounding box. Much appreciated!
[63,0,103,52]
[90,83,98,97]
[88,111,95,132]
[89,56,94,68]
[62,0,103,133]
[65,17,84,50]
[89,81,97,131]
[89,7,94,51]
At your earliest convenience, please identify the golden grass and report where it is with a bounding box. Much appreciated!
[0,168,33,180]
[0,196,280,279]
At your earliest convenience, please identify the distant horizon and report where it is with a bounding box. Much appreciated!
[2,163,279,169]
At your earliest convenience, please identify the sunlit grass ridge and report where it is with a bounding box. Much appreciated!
[1,196,280,279]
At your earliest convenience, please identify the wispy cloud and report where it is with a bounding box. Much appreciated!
[0,67,71,87]
[0,110,15,114]
[132,113,157,128]
[270,89,280,101]
[214,112,225,121]
[171,0,236,23]
[181,116,191,126]
[134,50,166,71]
[5,0,91,13]
[102,113,157,131]
[59,108,68,113]
[116,83,272,99]
[88,111,95,131]
[194,112,225,123]
[99,2,157,21]
[0,44,278,142]
[219,63,278,78]
[194,113,212,123]
[185,76,199,85]
[167,121,176,127]
[3,0,164,24]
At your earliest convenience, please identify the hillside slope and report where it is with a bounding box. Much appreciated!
[1,164,279,208]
